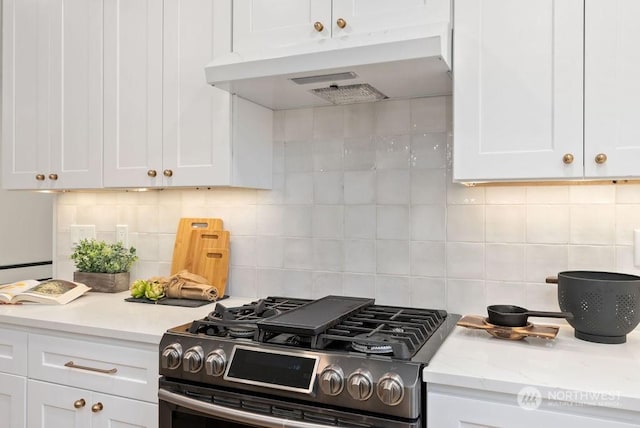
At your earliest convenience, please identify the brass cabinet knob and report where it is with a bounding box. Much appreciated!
[35,174,46,181]
[163,169,173,177]
[91,402,103,413]
[595,153,607,164]
[48,173,58,180]
[314,21,324,32]
[73,399,86,409]
[147,169,157,177]
[562,153,574,164]
[336,18,347,29]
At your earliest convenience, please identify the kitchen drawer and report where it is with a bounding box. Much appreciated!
[0,328,28,376]
[28,333,158,403]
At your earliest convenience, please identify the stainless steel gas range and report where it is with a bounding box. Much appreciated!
[158,295,460,428]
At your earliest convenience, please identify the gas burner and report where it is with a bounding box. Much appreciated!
[351,333,395,354]
[228,327,258,338]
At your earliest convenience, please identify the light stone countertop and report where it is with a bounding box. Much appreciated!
[424,322,640,412]
[0,291,254,344]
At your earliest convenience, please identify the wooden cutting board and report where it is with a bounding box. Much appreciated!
[170,218,223,275]
[190,248,229,297]
[184,229,230,272]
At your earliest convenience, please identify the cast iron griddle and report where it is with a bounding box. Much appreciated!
[256,295,374,336]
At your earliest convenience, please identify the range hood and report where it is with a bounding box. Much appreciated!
[205,24,452,110]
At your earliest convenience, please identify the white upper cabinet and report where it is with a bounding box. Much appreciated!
[584,0,640,178]
[229,0,449,56]
[454,0,640,182]
[2,0,103,190]
[103,0,272,189]
[452,0,584,182]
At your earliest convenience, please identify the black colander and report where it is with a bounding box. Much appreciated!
[553,271,640,344]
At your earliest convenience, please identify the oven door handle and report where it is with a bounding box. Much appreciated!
[159,388,331,428]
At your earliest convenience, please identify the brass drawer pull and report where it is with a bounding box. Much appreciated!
[314,21,324,32]
[64,361,118,374]
[91,402,104,413]
[74,398,86,409]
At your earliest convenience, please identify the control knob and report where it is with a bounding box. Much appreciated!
[377,373,404,406]
[318,365,344,396]
[204,349,227,377]
[161,343,183,370]
[347,369,373,401]
[183,346,204,373]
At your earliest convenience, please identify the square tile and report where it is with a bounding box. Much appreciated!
[568,245,615,271]
[344,240,376,273]
[256,205,284,236]
[284,172,314,204]
[313,105,344,139]
[344,137,375,171]
[485,187,526,204]
[410,96,447,133]
[374,99,410,136]
[377,205,410,240]
[375,135,410,170]
[312,205,344,238]
[569,205,615,244]
[376,240,411,275]
[344,171,376,204]
[376,170,410,205]
[283,238,313,269]
[446,279,486,315]
[284,108,313,141]
[229,236,256,267]
[569,185,615,204]
[256,236,284,268]
[526,205,569,244]
[447,205,484,242]
[446,242,485,279]
[615,205,640,245]
[486,281,527,307]
[411,241,445,277]
[344,205,376,239]
[313,172,344,204]
[313,138,344,171]
[257,268,284,297]
[284,140,313,172]
[344,103,374,138]
[411,205,446,241]
[312,272,344,298]
[313,239,344,271]
[410,277,446,309]
[524,244,568,282]
[342,273,376,298]
[282,270,313,298]
[283,206,312,237]
[228,267,257,298]
[375,276,412,306]
[410,132,447,169]
[411,169,446,204]
[485,243,524,281]
[526,185,569,204]
[486,205,525,243]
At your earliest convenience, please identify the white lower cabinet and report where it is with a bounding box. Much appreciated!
[428,387,639,428]
[0,373,26,428]
[0,325,159,428]
[28,380,157,428]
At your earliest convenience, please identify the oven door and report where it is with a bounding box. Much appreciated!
[159,380,421,428]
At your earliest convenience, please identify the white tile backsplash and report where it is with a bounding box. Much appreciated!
[54,95,640,313]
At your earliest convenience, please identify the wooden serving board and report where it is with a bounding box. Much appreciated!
[170,218,223,275]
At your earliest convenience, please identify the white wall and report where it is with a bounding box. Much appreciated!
[54,96,640,315]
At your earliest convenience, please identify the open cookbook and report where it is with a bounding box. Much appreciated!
[0,279,91,305]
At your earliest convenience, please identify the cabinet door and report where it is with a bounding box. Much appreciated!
[162,0,232,186]
[103,0,163,188]
[49,0,104,189]
[584,0,640,178]
[92,392,158,428]
[2,0,52,189]
[0,373,26,428]
[428,391,639,428]
[1,0,103,190]
[453,0,584,182]
[332,0,449,37]
[27,380,90,428]
[232,0,330,54]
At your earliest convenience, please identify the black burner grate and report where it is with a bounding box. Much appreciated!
[186,296,448,360]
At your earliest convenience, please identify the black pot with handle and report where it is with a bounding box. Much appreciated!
[546,271,640,344]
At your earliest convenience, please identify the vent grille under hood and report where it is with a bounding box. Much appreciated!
[205,25,452,110]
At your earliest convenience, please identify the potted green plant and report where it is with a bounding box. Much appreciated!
[70,239,138,293]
